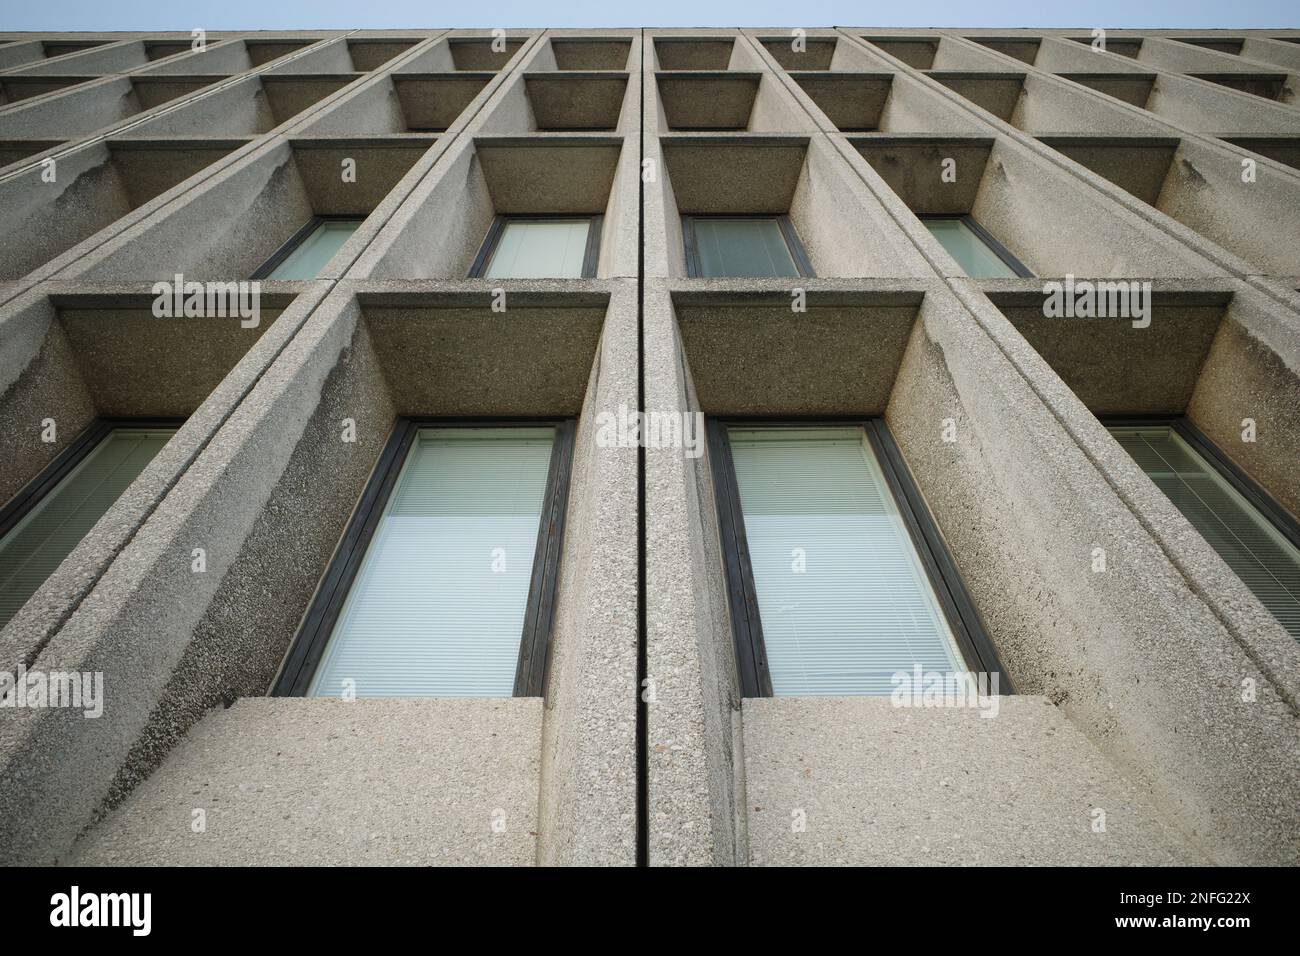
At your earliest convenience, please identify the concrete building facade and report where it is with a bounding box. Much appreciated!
[0,26,1297,867]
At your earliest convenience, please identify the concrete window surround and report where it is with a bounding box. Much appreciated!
[0,27,1298,870]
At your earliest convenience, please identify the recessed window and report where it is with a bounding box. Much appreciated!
[253,217,362,280]
[276,422,575,698]
[709,422,1005,696]
[683,216,813,278]
[1109,421,1300,640]
[920,215,1031,278]
[0,425,177,629]
[471,216,602,279]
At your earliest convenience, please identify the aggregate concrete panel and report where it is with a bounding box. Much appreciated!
[989,287,1229,414]
[644,281,745,866]
[66,138,427,282]
[1058,73,1158,108]
[544,37,633,72]
[656,73,761,131]
[524,74,630,131]
[0,294,97,505]
[99,299,395,805]
[1187,291,1300,517]
[887,281,1300,865]
[535,280,639,865]
[742,696,1202,866]
[359,288,608,416]
[56,306,271,417]
[73,698,543,865]
[0,284,336,864]
[652,37,739,72]
[673,287,925,414]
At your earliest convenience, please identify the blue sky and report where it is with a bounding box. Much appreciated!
[3,0,1296,31]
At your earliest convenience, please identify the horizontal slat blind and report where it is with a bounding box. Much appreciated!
[0,428,174,628]
[267,219,361,280]
[729,427,963,695]
[309,427,555,698]
[922,218,1018,279]
[484,220,590,278]
[694,218,800,278]
[1111,426,1300,639]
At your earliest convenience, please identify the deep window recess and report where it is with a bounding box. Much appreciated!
[683,215,813,278]
[0,423,179,629]
[275,421,576,698]
[1107,418,1300,640]
[708,421,1007,697]
[470,215,603,279]
[919,214,1032,279]
[252,217,363,280]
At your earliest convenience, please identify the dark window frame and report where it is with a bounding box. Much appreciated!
[250,214,365,280]
[682,213,815,279]
[707,417,1011,697]
[468,213,604,279]
[0,417,184,542]
[1101,414,1300,553]
[918,213,1034,278]
[272,417,577,699]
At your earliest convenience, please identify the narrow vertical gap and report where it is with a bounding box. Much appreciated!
[635,27,650,868]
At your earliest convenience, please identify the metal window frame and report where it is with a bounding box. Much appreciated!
[0,417,184,542]
[1101,414,1300,553]
[468,213,604,279]
[918,212,1034,278]
[706,417,1011,698]
[250,214,365,281]
[682,214,815,279]
[271,417,577,699]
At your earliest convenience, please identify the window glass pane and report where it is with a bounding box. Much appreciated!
[0,428,175,628]
[309,427,556,698]
[484,219,591,278]
[265,219,361,280]
[1110,425,1300,640]
[728,426,964,695]
[693,218,801,278]
[922,217,1020,279]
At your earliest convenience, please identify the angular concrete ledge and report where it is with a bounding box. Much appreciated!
[72,698,543,865]
[742,696,1202,866]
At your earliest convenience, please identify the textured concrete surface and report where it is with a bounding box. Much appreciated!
[74,698,543,865]
[3,26,1300,870]
[673,288,924,414]
[743,696,1202,866]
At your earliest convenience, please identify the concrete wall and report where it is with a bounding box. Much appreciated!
[1,26,1299,868]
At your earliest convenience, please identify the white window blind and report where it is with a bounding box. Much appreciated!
[728,426,964,695]
[0,428,175,628]
[309,427,556,698]
[266,219,361,280]
[1111,425,1300,640]
[693,218,801,278]
[483,219,591,278]
[922,217,1020,279]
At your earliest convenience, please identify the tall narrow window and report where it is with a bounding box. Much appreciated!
[254,218,362,280]
[920,215,1030,278]
[0,426,176,628]
[1109,422,1300,640]
[684,216,812,278]
[710,423,1002,696]
[278,423,574,698]
[472,217,600,279]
